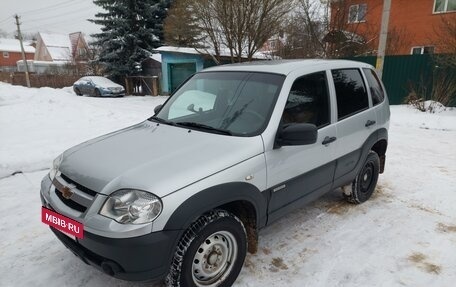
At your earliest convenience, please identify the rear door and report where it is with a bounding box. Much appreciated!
[330,68,376,182]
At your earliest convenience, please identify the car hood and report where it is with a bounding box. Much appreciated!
[59,121,264,197]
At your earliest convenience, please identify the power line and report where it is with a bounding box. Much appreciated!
[22,5,95,24]
[21,11,98,33]
[18,0,75,16]
[20,2,92,22]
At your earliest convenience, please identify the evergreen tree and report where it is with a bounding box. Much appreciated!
[90,0,171,79]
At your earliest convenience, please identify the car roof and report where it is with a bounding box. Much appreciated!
[203,59,374,75]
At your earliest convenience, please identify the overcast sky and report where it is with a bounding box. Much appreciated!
[0,0,102,37]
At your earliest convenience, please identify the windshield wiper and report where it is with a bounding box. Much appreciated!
[148,116,176,126]
[176,122,233,135]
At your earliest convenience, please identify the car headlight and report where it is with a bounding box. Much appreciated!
[49,154,63,181]
[100,189,163,224]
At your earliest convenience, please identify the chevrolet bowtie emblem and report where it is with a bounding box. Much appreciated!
[61,186,74,199]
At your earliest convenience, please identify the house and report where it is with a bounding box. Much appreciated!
[34,32,89,63]
[329,0,456,55]
[154,46,270,94]
[0,38,35,72]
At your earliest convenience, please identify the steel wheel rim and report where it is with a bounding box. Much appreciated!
[191,231,238,286]
[360,162,374,193]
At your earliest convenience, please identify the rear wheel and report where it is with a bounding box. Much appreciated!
[345,151,380,204]
[166,210,247,287]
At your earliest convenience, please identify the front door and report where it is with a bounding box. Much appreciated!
[265,71,337,220]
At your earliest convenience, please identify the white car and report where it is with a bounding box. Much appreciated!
[41,60,390,286]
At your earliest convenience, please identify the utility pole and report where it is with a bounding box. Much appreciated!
[376,0,391,79]
[15,14,31,88]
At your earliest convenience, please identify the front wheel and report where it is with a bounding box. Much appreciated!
[94,89,102,97]
[166,210,247,287]
[345,151,380,204]
[74,88,82,96]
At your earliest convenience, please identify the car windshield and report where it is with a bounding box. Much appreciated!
[85,77,116,86]
[152,71,285,136]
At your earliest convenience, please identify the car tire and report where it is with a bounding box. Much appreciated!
[95,89,101,97]
[166,210,247,287]
[345,151,380,204]
[74,88,82,96]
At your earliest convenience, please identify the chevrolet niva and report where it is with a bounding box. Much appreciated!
[40,60,390,287]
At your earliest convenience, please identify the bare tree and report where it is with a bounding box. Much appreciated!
[432,14,456,68]
[180,0,291,63]
[164,0,202,47]
[386,26,412,55]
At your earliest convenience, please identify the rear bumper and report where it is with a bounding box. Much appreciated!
[49,225,180,281]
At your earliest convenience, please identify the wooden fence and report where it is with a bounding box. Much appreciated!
[125,76,160,96]
[0,72,80,89]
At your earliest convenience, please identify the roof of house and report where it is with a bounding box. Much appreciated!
[39,32,72,61]
[154,46,271,60]
[203,59,374,75]
[0,38,35,53]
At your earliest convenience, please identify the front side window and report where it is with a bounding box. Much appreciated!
[348,4,367,23]
[332,69,369,120]
[154,72,285,136]
[282,71,330,128]
[363,68,385,106]
[434,0,456,13]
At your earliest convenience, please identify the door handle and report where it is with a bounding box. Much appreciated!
[365,120,376,127]
[322,136,337,145]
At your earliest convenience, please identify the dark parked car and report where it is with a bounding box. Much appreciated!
[73,76,125,97]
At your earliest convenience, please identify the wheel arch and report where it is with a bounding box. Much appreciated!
[163,182,268,254]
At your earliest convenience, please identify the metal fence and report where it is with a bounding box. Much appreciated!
[347,54,455,105]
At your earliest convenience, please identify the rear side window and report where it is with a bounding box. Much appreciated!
[282,71,330,128]
[363,68,385,105]
[332,69,369,120]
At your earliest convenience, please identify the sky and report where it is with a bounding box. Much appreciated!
[0,0,102,38]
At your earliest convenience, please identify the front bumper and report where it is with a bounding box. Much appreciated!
[101,90,125,97]
[40,174,181,281]
[49,225,179,281]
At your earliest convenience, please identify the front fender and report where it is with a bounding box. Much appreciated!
[163,182,268,231]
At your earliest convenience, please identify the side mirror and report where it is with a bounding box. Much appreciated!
[154,104,163,114]
[276,123,318,147]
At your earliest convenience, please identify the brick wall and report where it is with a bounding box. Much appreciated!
[0,51,34,67]
[334,0,456,55]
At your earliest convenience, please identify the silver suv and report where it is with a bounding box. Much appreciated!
[40,60,390,286]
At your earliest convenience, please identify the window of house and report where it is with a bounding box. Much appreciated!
[348,4,367,23]
[3,51,9,58]
[78,48,87,56]
[434,0,456,13]
[282,71,330,128]
[363,68,385,106]
[411,46,435,55]
[332,69,369,120]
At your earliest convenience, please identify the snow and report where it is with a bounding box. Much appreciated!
[39,33,73,61]
[0,38,35,53]
[155,45,271,59]
[0,82,455,287]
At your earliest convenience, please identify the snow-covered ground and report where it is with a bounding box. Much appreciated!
[0,83,455,287]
